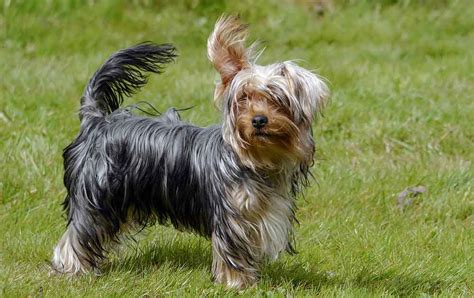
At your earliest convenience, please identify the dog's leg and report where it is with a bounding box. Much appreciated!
[52,224,91,274]
[52,202,118,275]
[211,230,259,289]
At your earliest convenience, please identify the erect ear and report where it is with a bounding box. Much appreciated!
[281,62,329,126]
[207,15,251,104]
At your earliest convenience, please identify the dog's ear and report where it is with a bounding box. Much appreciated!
[208,15,251,105]
[281,62,329,126]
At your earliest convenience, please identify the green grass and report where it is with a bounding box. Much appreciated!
[1,0,472,296]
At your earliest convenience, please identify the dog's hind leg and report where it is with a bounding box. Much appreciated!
[52,223,91,274]
[52,193,121,275]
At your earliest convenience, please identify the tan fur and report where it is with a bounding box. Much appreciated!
[207,15,329,288]
[235,96,308,169]
[211,174,295,288]
[207,15,252,104]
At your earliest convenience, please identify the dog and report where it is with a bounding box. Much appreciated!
[51,15,328,289]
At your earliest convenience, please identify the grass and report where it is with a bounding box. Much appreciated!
[1,0,472,296]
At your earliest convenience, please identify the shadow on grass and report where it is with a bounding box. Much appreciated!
[104,241,447,295]
[262,261,337,291]
[104,238,213,273]
[349,269,448,296]
[264,263,448,295]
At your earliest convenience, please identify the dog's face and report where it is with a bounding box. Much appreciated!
[208,16,328,170]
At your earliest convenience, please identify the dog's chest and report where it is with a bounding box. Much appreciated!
[230,176,294,258]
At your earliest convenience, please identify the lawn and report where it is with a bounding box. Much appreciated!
[0,0,472,296]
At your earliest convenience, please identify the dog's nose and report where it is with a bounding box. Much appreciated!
[252,115,268,129]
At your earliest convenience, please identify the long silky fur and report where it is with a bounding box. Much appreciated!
[80,42,176,119]
[52,15,329,288]
[51,43,305,281]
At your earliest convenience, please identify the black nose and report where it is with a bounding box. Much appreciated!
[252,115,268,129]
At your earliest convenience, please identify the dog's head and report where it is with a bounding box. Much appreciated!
[208,16,329,171]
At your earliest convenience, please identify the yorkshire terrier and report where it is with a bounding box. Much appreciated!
[52,15,329,289]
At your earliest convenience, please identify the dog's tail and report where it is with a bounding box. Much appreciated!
[80,42,176,121]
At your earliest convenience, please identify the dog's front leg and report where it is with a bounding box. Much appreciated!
[211,228,259,289]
